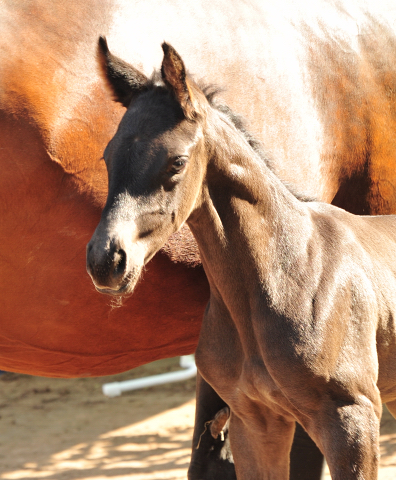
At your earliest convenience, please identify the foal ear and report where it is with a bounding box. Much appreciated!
[97,36,148,108]
[161,43,199,119]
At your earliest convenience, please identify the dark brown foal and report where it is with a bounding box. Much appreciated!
[87,42,396,479]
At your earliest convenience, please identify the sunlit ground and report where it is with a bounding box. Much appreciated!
[4,404,396,480]
[1,400,195,480]
[0,360,197,480]
[1,367,396,480]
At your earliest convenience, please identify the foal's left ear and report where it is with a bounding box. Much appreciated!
[161,43,201,120]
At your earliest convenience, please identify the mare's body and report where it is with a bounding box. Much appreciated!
[0,0,274,377]
[87,41,396,479]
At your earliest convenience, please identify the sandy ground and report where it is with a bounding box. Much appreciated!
[1,357,396,480]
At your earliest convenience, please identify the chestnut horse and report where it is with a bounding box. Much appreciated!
[87,41,396,480]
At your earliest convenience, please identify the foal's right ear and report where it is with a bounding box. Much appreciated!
[97,36,148,108]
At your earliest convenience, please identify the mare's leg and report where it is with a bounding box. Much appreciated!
[229,401,295,480]
[290,424,325,480]
[188,373,236,480]
[306,396,381,480]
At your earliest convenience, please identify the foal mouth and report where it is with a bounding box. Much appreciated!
[92,268,142,297]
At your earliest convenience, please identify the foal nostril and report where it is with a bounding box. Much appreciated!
[113,248,127,277]
[86,236,129,290]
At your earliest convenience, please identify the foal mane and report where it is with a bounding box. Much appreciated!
[202,85,316,203]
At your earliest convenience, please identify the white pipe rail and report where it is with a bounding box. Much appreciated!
[102,355,197,397]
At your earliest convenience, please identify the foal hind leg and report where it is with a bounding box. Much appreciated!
[307,396,381,480]
[228,401,295,480]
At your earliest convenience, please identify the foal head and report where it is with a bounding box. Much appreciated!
[87,39,212,295]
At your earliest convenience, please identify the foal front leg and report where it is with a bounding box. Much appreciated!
[229,402,295,480]
[307,396,381,480]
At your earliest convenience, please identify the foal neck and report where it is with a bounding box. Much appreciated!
[187,110,312,300]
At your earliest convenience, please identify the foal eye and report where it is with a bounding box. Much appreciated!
[169,156,188,174]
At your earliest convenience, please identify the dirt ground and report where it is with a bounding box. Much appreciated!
[1,358,396,480]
